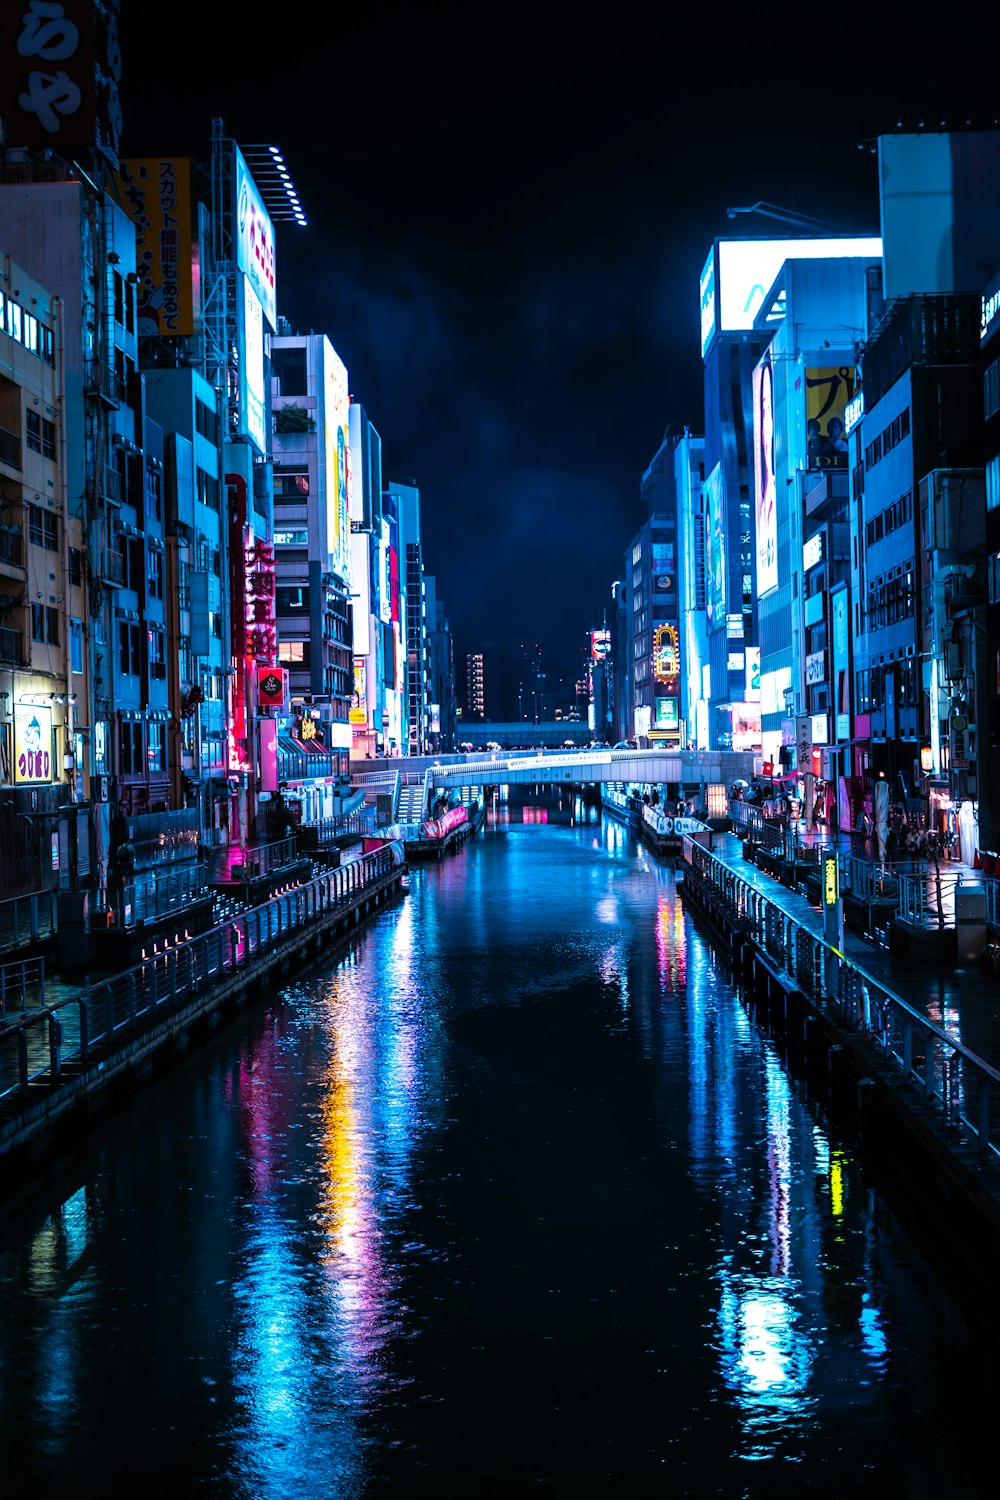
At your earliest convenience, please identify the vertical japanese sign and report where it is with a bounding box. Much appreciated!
[2,0,122,166]
[244,539,276,665]
[117,157,195,336]
[233,145,276,331]
[14,705,52,784]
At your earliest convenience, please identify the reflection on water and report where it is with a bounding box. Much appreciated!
[0,804,996,1496]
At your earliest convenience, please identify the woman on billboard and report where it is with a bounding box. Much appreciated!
[755,353,777,596]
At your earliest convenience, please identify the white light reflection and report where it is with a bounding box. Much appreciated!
[717,1274,813,1402]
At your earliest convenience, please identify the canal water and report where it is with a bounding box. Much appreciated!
[0,793,996,1497]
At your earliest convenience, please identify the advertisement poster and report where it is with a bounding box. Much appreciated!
[703,463,726,628]
[14,705,52,784]
[805,366,855,469]
[753,352,778,596]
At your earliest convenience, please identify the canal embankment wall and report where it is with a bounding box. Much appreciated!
[678,839,1000,1293]
[0,850,407,1194]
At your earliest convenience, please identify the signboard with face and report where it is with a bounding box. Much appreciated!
[15,705,52,784]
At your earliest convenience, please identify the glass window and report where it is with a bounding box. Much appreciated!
[70,619,83,673]
[147,722,166,772]
[987,455,1000,512]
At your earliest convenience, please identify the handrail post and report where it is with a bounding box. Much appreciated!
[17,1026,28,1092]
[49,1010,63,1083]
[978,1079,991,1157]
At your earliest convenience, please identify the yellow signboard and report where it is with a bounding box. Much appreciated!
[822,854,838,908]
[14,705,53,784]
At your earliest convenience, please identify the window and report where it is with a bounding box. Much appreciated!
[987,358,1000,420]
[279,639,308,664]
[147,466,163,523]
[147,722,166,773]
[121,722,143,775]
[276,585,308,612]
[148,628,167,678]
[274,529,308,547]
[274,471,310,499]
[26,410,56,460]
[69,547,83,586]
[27,504,58,550]
[988,456,1000,512]
[195,399,216,441]
[118,620,141,676]
[7,299,22,342]
[70,618,83,673]
[148,548,164,599]
[31,603,59,644]
[196,468,220,511]
[272,345,308,396]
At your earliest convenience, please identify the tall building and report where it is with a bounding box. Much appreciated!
[269,329,352,817]
[347,400,386,760]
[748,253,878,816]
[700,232,881,749]
[640,436,683,746]
[0,162,150,900]
[674,431,707,747]
[0,252,91,895]
[386,480,426,755]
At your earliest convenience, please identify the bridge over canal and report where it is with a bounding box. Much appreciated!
[357,748,761,825]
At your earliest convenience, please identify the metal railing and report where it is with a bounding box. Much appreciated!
[214,836,300,885]
[0,625,25,664]
[986,878,1000,930]
[0,889,57,952]
[119,863,210,927]
[728,800,785,849]
[304,809,369,845]
[0,846,398,1106]
[0,425,21,469]
[681,835,1000,1165]
[0,525,22,567]
[0,957,45,1018]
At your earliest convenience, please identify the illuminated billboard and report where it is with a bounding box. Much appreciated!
[117,158,195,335]
[14,705,52,784]
[351,658,368,725]
[234,146,276,330]
[240,275,266,454]
[590,629,611,661]
[655,697,679,730]
[730,702,761,752]
[699,248,717,357]
[322,340,351,583]
[654,624,679,684]
[714,237,882,339]
[1,0,123,167]
[752,351,778,597]
[805,366,855,469]
[703,463,726,628]
[745,646,761,701]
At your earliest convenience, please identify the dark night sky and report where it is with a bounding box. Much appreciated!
[119,6,986,673]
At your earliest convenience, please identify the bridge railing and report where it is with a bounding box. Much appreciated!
[0,847,398,1108]
[681,833,1000,1167]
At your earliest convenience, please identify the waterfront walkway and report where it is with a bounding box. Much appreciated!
[704,826,1000,1076]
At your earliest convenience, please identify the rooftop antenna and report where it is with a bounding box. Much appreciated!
[725,201,847,233]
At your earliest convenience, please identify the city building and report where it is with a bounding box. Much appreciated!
[270,329,353,819]
[0,252,90,895]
